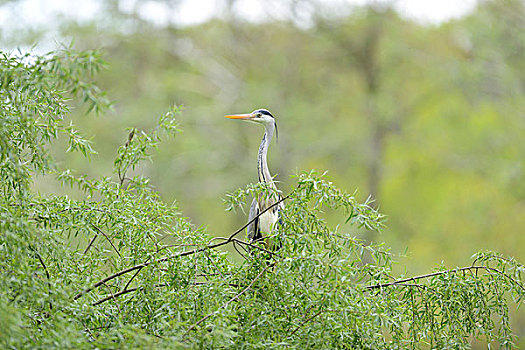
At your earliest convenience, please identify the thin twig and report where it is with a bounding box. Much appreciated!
[81,323,96,341]
[396,283,426,289]
[124,258,151,291]
[232,238,281,258]
[102,282,121,314]
[93,283,169,306]
[92,289,137,306]
[287,286,338,336]
[290,310,324,336]
[184,262,276,336]
[29,245,53,311]
[91,224,122,258]
[157,243,199,253]
[74,243,220,300]
[232,240,250,260]
[118,128,135,187]
[83,235,98,255]
[203,249,227,279]
[28,207,115,222]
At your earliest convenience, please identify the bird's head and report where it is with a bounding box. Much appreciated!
[225,108,275,125]
[225,108,278,140]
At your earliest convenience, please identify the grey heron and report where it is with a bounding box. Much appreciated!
[225,109,282,246]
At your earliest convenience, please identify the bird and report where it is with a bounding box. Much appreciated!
[225,108,283,246]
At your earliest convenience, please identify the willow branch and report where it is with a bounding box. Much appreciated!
[365,265,525,292]
[73,194,290,301]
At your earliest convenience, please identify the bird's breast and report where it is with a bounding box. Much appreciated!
[258,205,279,234]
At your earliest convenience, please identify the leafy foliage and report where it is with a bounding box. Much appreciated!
[0,48,524,349]
[0,49,108,195]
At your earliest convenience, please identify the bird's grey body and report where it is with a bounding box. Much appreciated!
[225,109,282,244]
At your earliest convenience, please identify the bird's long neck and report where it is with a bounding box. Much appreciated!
[257,124,275,187]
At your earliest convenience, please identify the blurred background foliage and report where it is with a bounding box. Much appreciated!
[1,0,524,330]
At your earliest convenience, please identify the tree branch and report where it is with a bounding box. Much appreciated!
[365,265,525,292]
[73,194,290,301]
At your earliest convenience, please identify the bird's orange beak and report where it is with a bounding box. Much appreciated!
[224,113,254,120]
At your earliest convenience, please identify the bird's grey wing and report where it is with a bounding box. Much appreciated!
[247,197,260,242]
[276,195,284,227]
